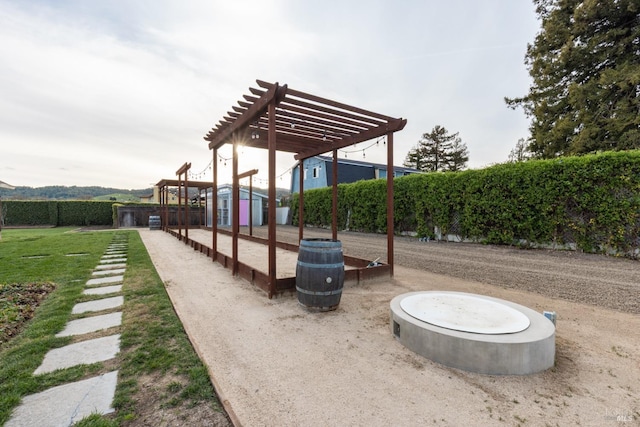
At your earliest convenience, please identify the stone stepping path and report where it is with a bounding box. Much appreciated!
[94,263,126,270]
[8,234,129,426]
[102,254,126,259]
[56,312,122,337]
[84,285,123,295]
[92,268,126,276]
[93,262,127,271]
[34,334,121,375]
[86,275,124,286]
[100,257,127,264]
[72,296,123,314]
[5,371,118,427]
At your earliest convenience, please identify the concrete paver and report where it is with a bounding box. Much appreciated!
[5,371,118,427]
[56,312,122,337]
[83,285,123,295]
[94,263,126,270]
[34,335,121,375]
[72,296,124,314]
[100,257,127,263]
[92,268,126,276]
[86,275,124,286]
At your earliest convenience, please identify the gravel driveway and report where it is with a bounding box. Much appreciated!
[251,225,639,314]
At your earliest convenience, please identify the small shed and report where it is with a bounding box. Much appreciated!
[206,184,277,227]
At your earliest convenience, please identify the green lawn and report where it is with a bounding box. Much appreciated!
[0,227,227,426]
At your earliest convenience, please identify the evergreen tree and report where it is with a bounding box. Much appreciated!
[508,138,532,162]
[403,126,469,172]
[506,0,640,157]
[447,137,470,171]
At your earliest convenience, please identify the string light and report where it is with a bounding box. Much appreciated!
[185,134,386,184]
[251,121,260,139]
[338,137,386,157]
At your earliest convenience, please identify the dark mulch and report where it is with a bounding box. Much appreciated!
[0,282,56,345]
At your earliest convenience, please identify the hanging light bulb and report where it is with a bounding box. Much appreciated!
[251,121,260,139]
[363,150,366,158]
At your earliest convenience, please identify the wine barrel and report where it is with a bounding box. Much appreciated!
[296,239,345,311]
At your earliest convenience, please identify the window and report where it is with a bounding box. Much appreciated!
[312,166,319,178]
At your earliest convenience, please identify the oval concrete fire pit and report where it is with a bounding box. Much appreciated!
[390,291,555,375]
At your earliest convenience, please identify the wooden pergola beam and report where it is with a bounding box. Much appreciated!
[237,168,259,180]
[176,162,191,175]
[257,79,396,122]
[206,83,284,150]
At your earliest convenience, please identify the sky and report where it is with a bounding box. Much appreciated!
[0,0,540,189]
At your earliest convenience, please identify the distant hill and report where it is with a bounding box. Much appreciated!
[0,186,153,200]
[0,185,291,201]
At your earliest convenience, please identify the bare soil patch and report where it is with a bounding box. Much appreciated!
[122,373,230,427]
[0,282,56,345]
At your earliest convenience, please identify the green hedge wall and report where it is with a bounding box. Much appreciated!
[290,151,640,255]
[1,201,115,227]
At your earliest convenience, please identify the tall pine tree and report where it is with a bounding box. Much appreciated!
[506,0,640,157]
[403,126,469,172]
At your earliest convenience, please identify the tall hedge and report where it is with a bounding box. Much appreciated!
[290,151,640,255]
[1,201,115,227]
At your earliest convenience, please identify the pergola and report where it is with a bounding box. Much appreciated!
[204,79,407,297]
[156,174,212,240]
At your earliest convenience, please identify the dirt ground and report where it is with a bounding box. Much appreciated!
[138,226,639,427]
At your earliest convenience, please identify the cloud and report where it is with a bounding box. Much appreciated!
[0,0,539,188]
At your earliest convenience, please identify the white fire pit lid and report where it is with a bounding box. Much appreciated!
[400,292,531,334]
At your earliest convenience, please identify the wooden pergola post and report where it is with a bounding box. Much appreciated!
[176,162,191,243]
[238,169,259,236]
[232,138,239,276]
[386,132,394,276]
[268,100,277,297]
[212,148,218,257]
[198,188,203,226]
[185,168,189,241]
[177,179,182,237]
[249,176,253,236]
[163,185,169,231]
[298,159,304,243]
[332,150,338,240]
